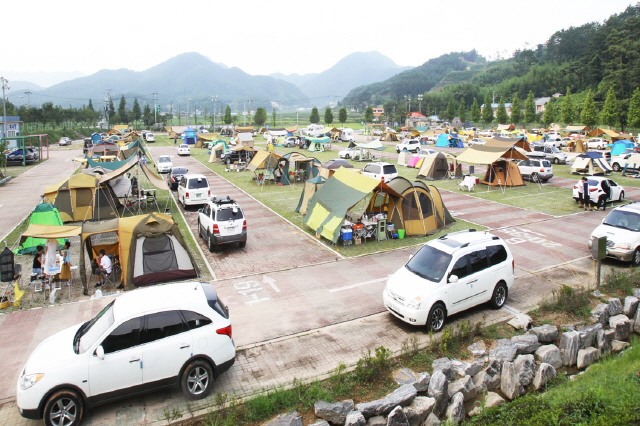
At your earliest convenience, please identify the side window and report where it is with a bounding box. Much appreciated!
[468,250,489,274]
[532,161,540,167]
[449,256,469,280]
[520,161,529,167]
[609,180,617,187]
[486,245,508,266]
[101,317,141,354]
[181,311,212,330]
[202,204,210,216]
[141,311,186,345]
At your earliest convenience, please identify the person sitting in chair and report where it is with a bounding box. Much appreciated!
[94,249,112,288]
[32,246,44,275]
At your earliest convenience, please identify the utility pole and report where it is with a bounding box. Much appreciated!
[212,95,217,132]
[247,98,253,125]
[153,92,158,126]
[24,90,32,107]
[1,77,9,141]
[418,94,423,114]
[104,89,112,128]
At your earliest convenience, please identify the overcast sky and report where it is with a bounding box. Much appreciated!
[1,0,635,86]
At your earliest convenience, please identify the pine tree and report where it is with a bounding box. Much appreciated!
[600,86,619,128]
[224,105,232,125]
[446,98,456,122]
[524,91,536,124]
[561,88,575,125]
[627,87,640,129]
[364,106,374,123]
[339,107,348,126]
[510,93,521,125]
[107,99,115,125]
[580,90,599,127]
[482,93,494,124]
[254,107,267,126]
[470,98,481,123]
[496,97,509,124]
[324,107,334,124]
[132,99,141,123]
[88,99,94,111]
[543,98,557,125]
[309,107,320,124]
[458,98,467,123]
[117,95,127,124]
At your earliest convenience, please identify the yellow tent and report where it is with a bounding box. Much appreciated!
[43,174,120,222]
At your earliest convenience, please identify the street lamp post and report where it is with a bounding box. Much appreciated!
[418,94,423,114]
[2,77,10,140]
[212,95,217,132]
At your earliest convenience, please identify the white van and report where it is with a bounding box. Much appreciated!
[306,124,325,137]
[339,128,354,142]
[144,132,155,142]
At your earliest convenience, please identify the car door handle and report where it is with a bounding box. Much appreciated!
[180,344,190,349]
[467,279,477,284]
[129,357,140,363]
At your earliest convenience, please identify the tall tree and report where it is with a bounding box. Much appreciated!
[142,104,152,126]
[254,107,267,126]
[107,99,115,125]
[132,98,142,125]
[339,107,348,126]
[470,98,481,123]
[561,88,575,124]
[543,98,558,125]
[627,87,640,129]
[87,99,94,111]
[524,91,536,124]
[510,93,522,125]
[364,106,374,123]
[580,90,599,127]
[224,105,232,125]
[482,93,494,125]
[117,95,127,124]
[324,107,334,124]
[496,97,509,123]
[446,98,456,122]
[309,107,320,124]
[458,98,467,123]
[600,86,619,128]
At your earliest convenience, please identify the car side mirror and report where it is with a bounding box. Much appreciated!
[448,275,459,284]
[408,254,414,261]
[95,345,105,360]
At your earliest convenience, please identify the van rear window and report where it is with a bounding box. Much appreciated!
[217,208,244,221]
[188,178,209,189]
[383,165,397,174]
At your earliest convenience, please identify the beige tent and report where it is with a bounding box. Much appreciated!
[497,124,515,131]
[565,125,589,133]
[208,143,225,162]
[416,153,449,180]
[571,152,612,175]
[481,160,525,187]
[380,132,399,142]
[43,174,121,222]
[247,150,282,172]
[456,143,528,165]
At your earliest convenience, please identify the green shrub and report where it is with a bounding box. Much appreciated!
[539,285,592,318]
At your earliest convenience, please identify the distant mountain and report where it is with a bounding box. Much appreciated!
[31,53,307,109]
[0,71,84,88]
[269,72,318,87]
[295,51,412,103]
[5,80,44,93]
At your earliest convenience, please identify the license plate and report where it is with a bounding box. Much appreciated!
[196,193,201,197]
[387,301,399,312]
[226,226,236,230]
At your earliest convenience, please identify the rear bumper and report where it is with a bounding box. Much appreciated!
[214,357,235,378]
[213,231,247,245]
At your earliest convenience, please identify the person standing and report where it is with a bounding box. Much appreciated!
[577,176,592,211]
[597,180,611,211]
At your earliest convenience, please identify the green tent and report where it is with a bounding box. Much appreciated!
[280,152,321,185]
[307,137,330,152]
[121,139,147,159]
[16,203,66,254]
[85,153,138,171]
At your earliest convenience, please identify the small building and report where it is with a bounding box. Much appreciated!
[372,107,384,118]
[405,111,429,129]
[1,116,22,148]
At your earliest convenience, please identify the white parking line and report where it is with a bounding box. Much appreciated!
[329,276,388,293]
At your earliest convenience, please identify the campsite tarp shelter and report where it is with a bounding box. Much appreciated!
[296,175,328,215]
[208,140,229,163]
[588,128,620,138]
[44,174,121,222]
[611,140,635,156]
[380,132,399,142]
[571,152,613,175]
[456,142,528,164]
[307,137,330,152]
[416,152,452,180]
[17,204,66,254]
[304,167,403,243]
[367,177,455,236]
[280,152,321,185]
[565,125,589,133]
[485,136,531,152]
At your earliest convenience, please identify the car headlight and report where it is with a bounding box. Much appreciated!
[20,373,44,390]
[615,243,631,250]
[406,297,422,310]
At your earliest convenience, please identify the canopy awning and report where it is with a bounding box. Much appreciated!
[21,223,82,240]
[456,144,528,164]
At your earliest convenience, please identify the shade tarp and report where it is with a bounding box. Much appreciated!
[588,128,619,138]
[21,223,82,240]
[247,150,282,171]
[456,144,528,164]
[140,163,170,190]
[485,136,530,152]
[96,155,140,182]
[565,125,589,132]
[356,139,386,151]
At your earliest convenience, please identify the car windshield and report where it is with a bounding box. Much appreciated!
[188,178,209,189]
[172,167,188,175]
[180,144,189,148]
[550,147,561,153]
[217,207,244,221]
[159,157,171,163]
[405,244,452,283]
[603,210,640,231]
[76,301,115,354]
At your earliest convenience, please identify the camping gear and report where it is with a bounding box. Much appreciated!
[571,152,612,175]
[16,203,66,255]
[280,152,321,185]
[398,229,405,239]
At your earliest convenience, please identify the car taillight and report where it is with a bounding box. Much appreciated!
[208,190,211,197]
[540,169,545,172]
[381,176,385,181]
[512,259,515,272]
[242,220,247,231]
[213,224,220,234]
[589,188,598,192]
[170,176,175,182]
[186,192,190,198]
[216,325,232,338]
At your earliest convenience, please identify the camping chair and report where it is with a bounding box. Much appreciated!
[99,255,119,288]
[458,175,476,192]
[27,272,48,306]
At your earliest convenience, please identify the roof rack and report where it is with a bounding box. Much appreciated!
[212,196,235,205]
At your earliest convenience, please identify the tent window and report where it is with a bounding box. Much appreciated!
[402,193,420,219]
[418,192,433,217]
[76,188,93,207]
[90,231,118,246]
[142,235,179,274]
[372,192,386,208]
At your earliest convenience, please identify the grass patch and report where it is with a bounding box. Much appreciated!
[602,267,640,297]
[538,284,592,319]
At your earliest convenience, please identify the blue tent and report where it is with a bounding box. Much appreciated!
[182,127,197,144]
[91,132,102,143]
[611,140,634,156]
[436,134,450,147]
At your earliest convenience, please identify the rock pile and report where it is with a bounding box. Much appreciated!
[262,295,639,426]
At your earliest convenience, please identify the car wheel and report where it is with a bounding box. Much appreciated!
[619,191,625,202]
[207,230,215,252]
[613,163,621,172]
[396,149,400,153]
[426,303,446,332]
[553,158,559,164]
[344,154,350,159]
[181,360,214,400]
[489,282,508,309]
[531,173,540,183]
[44,390,83,426]
[599,145,604,150]
[239,241,246,248]
[197,219,202,239]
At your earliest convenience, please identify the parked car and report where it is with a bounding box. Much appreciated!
[383,229,515,331]
[395,139,421,153]
[544,138,564,148]
[156,155,173,173]
[517,158,553,182]
[177,144,191,156]
[6,148,37,165]
[144,132,155,142]
[610,149,636,172]
[572,176,625,205]
[16,282,235,426]
[282,136,297,147]
[167,166,188,190]
[467,138,486,146]
[586,138,608,150]
[362,162,398,181]
[338,146,358,159]
[415,148,437,157]
[588,202,640,266]
[58,137,72,146]
[197,196,247,251]
[220,149,255,166]
[531,145,567,164]
[177,174,211,206]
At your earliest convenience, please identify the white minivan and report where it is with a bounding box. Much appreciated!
[177,174,211,206]
[383,230,515,331]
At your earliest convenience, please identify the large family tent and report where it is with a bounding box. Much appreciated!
[367,177,455,236]
[182,127,197,144]
[456,141,528,188]
[416,152,451,180]
[280,152,321,185]
[91,141,120,158]
[303,168,403,243]
[380,132,399,142]
[207,140,230,163]
[247,150,282,173]
[307,137,330,152]
[318,159,354,179]
[611,140,635,156]
[44,174,120,222]
[481,160,525,187]
[296,175,328,215]
[16,203,66,254]
[571,152,613,175]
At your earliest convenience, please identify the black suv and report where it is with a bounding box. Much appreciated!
[220,149,256,165]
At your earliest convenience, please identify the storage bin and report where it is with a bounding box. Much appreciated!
[398,229,405,239]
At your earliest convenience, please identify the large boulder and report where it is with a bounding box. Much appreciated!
[534,344,562,369]
[356,385,417,418]
[609,314,631,341]
[423,413,441,426]
[345,410,366,426]
[402,397,435,426]
[507,313,532,330]
[577,324,602,348]
[500,361,524,400]
[468,341,487,358]
[559,330,580,367]
[445,392,465,425]
[366,416,386,426]
[263,411,303,426]
[314,400,354,424]
[576,347,599,369]
[511,334,540,354]
[427,370,449,417]
[529,324,558,343]
[451,359,484,378]
[635,302,640,334]
[591,303,610,326]
[386,406,410,426]
[607,298,623,316]
[393,368,430,392]
[489,340,518,362]
[469,391,505,416]
[432,358,455,381]
[447,375,477,401]
[514,354,536,387]
[473,360,501,392]
[596,329,610,357]
[532,363,557,390]
[612,340,630,353]
[623,296,639,318]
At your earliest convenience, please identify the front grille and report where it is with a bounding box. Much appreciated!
[606,240,615,248]
[388,290,406,306]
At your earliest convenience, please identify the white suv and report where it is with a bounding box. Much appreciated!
[362,162,398,182]
[197,196,247,251]
[589,202,640,266]
[586,138,608,150]
[177,174,211,206]
[395,139,421,153]
[17,282,235,426]
[383,229,515,331]
[156,155,172,173]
